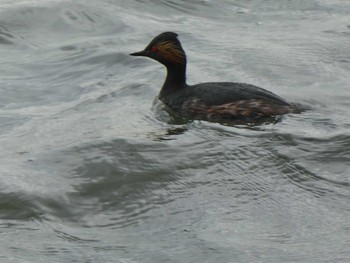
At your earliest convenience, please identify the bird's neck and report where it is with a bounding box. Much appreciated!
[160,64,187,97]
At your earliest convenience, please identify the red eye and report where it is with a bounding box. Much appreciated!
[151,46,158,52]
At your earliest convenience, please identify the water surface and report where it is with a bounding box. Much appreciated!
[0,0,350,262]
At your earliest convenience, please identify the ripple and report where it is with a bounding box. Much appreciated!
[0,24,15,45]
[0,191,42,220]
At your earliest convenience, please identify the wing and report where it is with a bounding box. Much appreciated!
[190,82,290,106]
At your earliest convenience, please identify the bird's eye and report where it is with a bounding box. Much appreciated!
[151,46,158,52]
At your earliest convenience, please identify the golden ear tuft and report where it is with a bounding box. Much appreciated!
[157,41,185,64]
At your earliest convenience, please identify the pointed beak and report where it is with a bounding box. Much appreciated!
[130,50,148,57]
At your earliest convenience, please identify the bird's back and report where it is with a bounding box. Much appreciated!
[190,82,290,106]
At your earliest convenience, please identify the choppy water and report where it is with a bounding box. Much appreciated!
[1,0,350,262]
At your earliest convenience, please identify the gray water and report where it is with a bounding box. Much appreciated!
[1,0,350,262]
